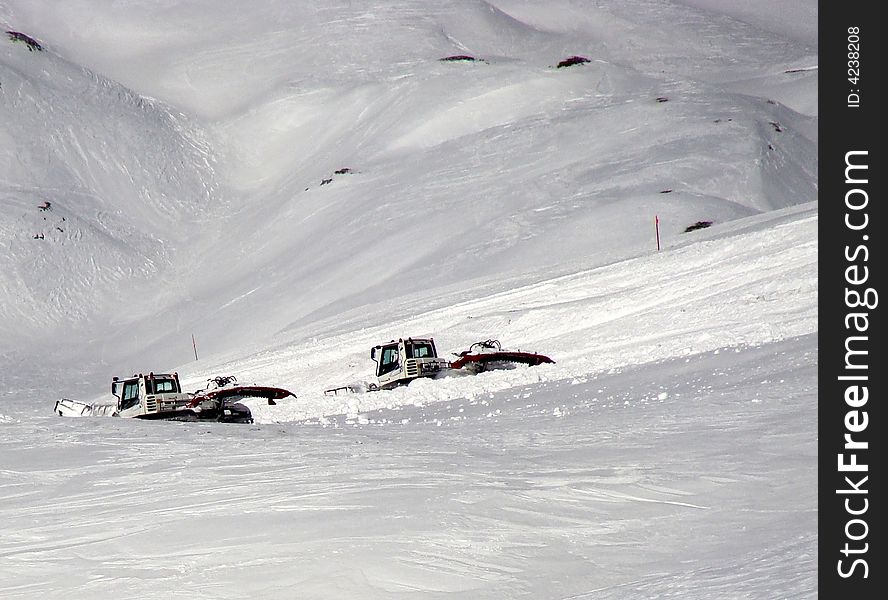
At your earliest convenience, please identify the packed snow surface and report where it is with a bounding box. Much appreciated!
[1,0,816,597]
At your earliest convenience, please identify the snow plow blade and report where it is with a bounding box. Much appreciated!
[450,339,554,373]
[324,384,364,396]
[54,398,116,417]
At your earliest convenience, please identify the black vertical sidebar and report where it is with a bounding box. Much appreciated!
[820,1,884,596]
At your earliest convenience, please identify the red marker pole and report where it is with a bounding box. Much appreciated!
[655,215,661,252]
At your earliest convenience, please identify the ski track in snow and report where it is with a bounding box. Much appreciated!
[0,334,816,599]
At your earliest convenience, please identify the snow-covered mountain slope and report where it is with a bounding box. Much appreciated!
[0,1,817,597]
[2,0,816,382]
[0,33,220,346]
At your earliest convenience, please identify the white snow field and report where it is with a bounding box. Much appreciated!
[1,0,817,598]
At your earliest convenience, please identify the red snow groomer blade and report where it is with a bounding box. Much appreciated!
[195,385,296,405]
[188,376,295,409]
[189,376,296,407]
[450,339,554,374]
[185,378,296,424]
